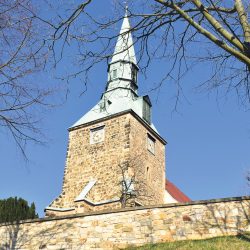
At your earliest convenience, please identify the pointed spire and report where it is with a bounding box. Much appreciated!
[110,10,137,65]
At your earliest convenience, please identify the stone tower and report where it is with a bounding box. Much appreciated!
[45,12,167,217]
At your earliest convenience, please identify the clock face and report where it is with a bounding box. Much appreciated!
[93,131,102,142]
[148,140,154,151]
[90,126,105,144]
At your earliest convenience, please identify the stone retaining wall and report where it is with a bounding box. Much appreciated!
[0,197,250,250]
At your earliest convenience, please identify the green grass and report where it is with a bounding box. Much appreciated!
[126,234,250,250]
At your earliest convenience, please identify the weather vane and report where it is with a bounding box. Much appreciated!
[124,1,128,9]
[123,0,128,15]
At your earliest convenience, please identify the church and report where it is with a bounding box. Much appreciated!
[45,11,190,217]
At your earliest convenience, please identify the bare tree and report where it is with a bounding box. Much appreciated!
[0,0,55,157]
[117,155,154,208]
[246,171,250,191]
[45,0,250,108]
[2,0,250,155]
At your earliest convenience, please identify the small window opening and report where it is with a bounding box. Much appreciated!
[113,69,117,79]
[143,101,151,124]
[132,68,137,83]
[147,166,151,180]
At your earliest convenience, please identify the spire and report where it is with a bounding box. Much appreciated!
[110,11,137,65]
[71,9,157,131]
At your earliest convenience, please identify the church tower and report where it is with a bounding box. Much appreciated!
[45,11,167,217]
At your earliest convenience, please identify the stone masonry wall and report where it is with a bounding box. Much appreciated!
[1,197,250,250]
[129,115,165,205]
[46,112,166,216]
[47,114,132,215]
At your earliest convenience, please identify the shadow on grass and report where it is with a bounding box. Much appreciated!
[236,233,250,243]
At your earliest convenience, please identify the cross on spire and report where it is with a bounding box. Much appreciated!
[125,5,128,15]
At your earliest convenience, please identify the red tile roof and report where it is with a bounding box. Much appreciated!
[165,180,191,203]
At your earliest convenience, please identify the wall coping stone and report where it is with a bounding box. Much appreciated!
[0,196,249,227]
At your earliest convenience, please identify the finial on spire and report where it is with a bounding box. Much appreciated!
[124,1,128,17]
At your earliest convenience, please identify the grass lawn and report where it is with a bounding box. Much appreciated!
[126,234,250,250]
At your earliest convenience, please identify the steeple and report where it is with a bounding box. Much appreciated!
[106,11,139,96]
[71,10,156,132]
[45,7,167,219]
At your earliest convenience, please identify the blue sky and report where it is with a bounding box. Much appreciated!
[1,1,250,216]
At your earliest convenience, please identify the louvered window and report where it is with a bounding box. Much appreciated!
[113,69,117,79]
[143,100,151,124]
[132,68,137,83]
